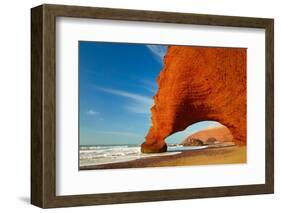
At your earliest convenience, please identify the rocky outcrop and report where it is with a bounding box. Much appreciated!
[141,46,246,153]
[182,126,233,146]
[184,138,205,146]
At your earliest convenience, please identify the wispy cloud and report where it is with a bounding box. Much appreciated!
[95,86,153,114]
[99,131,140,137]
[87,109,99,116]
[140,79,158,93]
[97,87,151,104]
[146,45,167,64]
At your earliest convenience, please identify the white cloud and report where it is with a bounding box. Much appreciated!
[99,131,140,137]
[97,87,151,104]
[87,109,99,116]
[95,87,153,114]
[146,45,167,63]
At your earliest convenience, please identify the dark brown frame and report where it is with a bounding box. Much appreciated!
[31,4,274,208]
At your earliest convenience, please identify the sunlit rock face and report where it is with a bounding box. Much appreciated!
[141,46,246,153]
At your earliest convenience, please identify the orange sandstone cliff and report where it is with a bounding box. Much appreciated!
[141,46,246,153]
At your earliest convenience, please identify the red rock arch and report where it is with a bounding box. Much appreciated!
[141,46,246,153]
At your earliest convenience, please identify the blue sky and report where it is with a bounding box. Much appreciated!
[79,41,220,146]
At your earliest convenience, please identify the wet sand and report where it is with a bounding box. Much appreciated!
[80,145,246,170]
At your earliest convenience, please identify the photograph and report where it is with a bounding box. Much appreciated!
[30,3,274,208]
[78,41,247,170]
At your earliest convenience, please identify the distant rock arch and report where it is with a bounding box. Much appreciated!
[180,123,234,146]
[141,46,246,153]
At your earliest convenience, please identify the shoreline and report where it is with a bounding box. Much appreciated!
[80,145,246,170]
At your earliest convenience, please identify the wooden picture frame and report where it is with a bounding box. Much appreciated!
[31,4,274,208]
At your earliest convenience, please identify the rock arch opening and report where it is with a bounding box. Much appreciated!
[165,121,234,147]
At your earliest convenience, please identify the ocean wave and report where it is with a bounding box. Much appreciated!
[79,145,207,166]
[80,145,130,150]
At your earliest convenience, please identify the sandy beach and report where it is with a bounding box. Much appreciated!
[80,145,246,170]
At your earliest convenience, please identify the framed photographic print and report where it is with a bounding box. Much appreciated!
[31,4,274,208]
